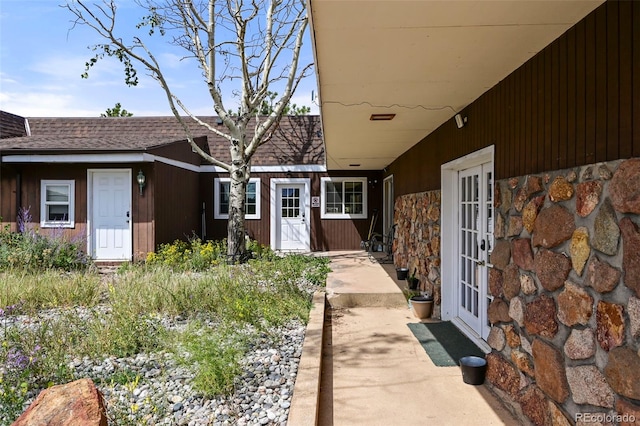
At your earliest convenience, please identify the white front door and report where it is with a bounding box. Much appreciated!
[457,163,493,340]
[89,169,132,260]
[271,179,310,251]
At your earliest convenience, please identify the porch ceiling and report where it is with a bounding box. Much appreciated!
[308,0,604,170]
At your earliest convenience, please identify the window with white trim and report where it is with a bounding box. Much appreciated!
[214,178,261,219]
[40,180,75,228]
[320,177,367,219]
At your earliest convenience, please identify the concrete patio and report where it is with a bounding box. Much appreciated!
[289,251,520,426]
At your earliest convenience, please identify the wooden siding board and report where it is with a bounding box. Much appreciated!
[618,0,632,159]
[585,12,597,164]
[525,62,535,174]
[566,26,577,168]
[544,45,553,172]
[558,35,568,169]
[575,19,587,166]
[551,42,560,171]
[594,5,608,162]
[537,48,545,172]
[634,0,640,157]
[606,0,620,161]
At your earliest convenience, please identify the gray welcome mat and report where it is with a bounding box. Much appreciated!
[407,321,485,367]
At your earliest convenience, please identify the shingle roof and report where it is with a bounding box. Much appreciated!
[0,111,29,139]
[0,114,324,166]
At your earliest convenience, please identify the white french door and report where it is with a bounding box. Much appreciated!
[457,163,493,340]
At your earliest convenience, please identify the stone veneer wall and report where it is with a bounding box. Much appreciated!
[486,158,640,425]
[393,190,442,316]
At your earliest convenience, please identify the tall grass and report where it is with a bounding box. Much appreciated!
[0,244,330,420]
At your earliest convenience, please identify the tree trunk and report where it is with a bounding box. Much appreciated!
[227,124,249,262]
[227,167,247,262]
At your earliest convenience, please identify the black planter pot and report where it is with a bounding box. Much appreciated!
[407,277,419,290]
[396,268,409,280]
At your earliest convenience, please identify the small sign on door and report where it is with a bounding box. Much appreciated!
[311,196,320,208]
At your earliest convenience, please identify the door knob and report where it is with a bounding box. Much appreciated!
[476,260,486,266]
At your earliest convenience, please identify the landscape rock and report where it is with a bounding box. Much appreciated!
[533,205,576,249]
[12,378,108,426]
[504,324,521,348]
[502,264,521,300]
[525,175,544,197]
[513,187,528,212]
[596,301,625,351]
[509,297,525,327]
[548,401,572,426]
[564,328,595,360]
[592,198,620,255]
[486,352,520,398]
[525,294,558,338]
[620,217,640,297]
[576,180,602,217]
[629,297,640,340]
[557,281,593,327]
[489,268,503,298]
[569,227,590,276]
[511,350,534,376]
[566,365,615,408]
[488,298,511,324]
[584,256,621,293]
[487,326,506,351]
[523,196,545,234]
[604,347,640,400]
[520,274,537,295]
[532,339,569,403]
[512,238,534,271]
[490,240,511,270]
[610,158,640,214]
[518,385,549,426]
[615,399,640,426]
[507,216,524,237]
[534,249,571,292]
[549,176,574,202]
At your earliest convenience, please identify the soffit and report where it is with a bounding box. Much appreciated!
[309,0,604,170]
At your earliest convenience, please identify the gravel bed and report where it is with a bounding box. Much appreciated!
[1,309,307,425]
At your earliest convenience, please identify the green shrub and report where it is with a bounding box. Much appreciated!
[0,224,90,271]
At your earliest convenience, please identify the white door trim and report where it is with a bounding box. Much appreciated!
[87,168,133,261]
[270,178,311,251]
[382,175,394,239]
[441,146,494,352]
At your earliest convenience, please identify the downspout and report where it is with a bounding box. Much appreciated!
[16,170,22,227]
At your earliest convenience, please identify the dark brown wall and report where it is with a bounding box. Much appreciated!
[202,170,383,251]
[152,162,201,250]
[388,0,639,196]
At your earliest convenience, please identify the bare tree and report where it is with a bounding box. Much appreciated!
[64,0,312,261]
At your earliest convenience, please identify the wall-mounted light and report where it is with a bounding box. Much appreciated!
[455,113,467,129]
[137,170,146,195]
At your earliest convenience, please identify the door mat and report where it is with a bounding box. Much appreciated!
[407,321,485,367]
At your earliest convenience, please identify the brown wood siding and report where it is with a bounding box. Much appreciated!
[202,170,383,251]
[387,0,639,195]
[152,162,201,250]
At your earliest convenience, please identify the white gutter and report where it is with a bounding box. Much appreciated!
[0,153,327,173]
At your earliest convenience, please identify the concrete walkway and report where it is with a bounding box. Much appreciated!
[315,251,519,426]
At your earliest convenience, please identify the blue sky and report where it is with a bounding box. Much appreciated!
[0,1,318,117]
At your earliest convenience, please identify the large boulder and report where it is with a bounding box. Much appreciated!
[12,378,107,426]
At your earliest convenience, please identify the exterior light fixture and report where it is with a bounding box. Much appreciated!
[369,113,396,121]
[455,113,467,129]
[137,170,146,195]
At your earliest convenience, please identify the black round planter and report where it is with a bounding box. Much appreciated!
[459,356,487,385]
[407,278,419,290]
[396,268,409,280]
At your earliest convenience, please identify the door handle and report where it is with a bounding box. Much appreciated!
[476,260,486,266]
